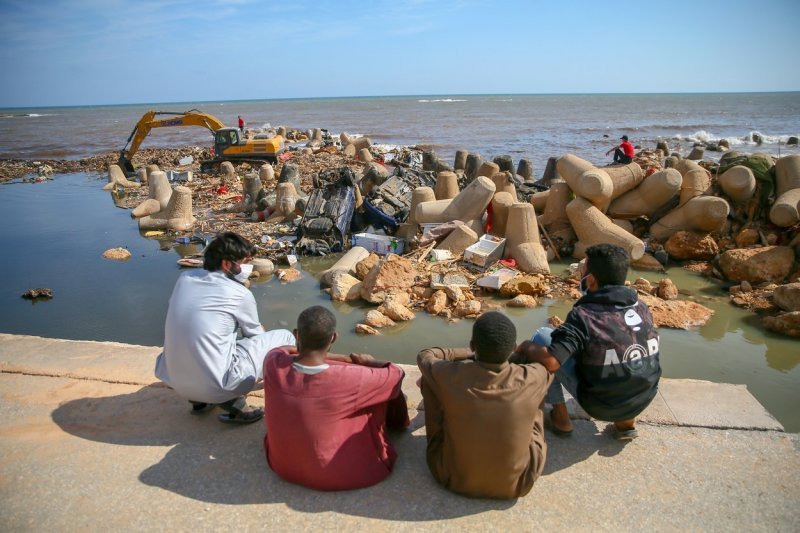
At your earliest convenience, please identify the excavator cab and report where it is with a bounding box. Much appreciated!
[214,128,242,152]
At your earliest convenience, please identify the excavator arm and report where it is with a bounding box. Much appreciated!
[118,109,227,173]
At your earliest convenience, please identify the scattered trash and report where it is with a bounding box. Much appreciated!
[178,155,194,166]
[428,249,454,261]
[166,170,192,182]
[352,232,405,256]
[476,268,518,290]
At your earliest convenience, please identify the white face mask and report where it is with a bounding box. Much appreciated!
[234,263,253,284]
[579,274,590,295]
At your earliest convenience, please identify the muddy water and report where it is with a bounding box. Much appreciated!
[0,173,798,431]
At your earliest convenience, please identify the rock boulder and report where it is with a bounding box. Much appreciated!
[762,311,800,337]
[772,282,800,312]
[718,246,795,284]
[664,231,719,261]
[360,254,417,303]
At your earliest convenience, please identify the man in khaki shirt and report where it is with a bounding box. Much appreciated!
[417,311,553,499]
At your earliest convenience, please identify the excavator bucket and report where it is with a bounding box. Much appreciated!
[118,153,136,176]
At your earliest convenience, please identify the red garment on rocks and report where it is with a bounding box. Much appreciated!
[263,349,408,491]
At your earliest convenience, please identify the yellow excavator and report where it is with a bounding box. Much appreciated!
[118,109,284,174]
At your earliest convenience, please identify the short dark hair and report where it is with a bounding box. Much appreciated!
[203,232,256,271]
[471,311,517,364]
[621,135,629,141]
[297,306,336,351]
[585,244,630,287]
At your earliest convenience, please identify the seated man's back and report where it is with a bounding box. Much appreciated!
[264,306,408,491]
[418,312,552,499]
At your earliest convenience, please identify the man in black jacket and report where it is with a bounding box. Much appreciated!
[516,243,661,440]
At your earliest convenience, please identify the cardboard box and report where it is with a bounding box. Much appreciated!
[352,233,405,256]
[463,235,506,267]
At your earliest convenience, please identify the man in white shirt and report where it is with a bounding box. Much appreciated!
[155,232,295,424]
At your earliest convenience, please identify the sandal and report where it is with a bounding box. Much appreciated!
[189,401,214,415]
[613,427,639,441]
[217,407,264,424]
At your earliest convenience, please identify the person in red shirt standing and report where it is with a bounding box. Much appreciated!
[263,306,409,491]
[606,134,635,164]
[237,115,245,135]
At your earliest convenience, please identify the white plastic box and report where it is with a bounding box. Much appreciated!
[352,233,405,256]
[463,235,506,267]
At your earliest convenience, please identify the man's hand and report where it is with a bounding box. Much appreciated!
[349,353,375,365]
[349,353,390,368]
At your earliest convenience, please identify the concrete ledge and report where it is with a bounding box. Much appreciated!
[0,333,783,432]
[0,334,797,530]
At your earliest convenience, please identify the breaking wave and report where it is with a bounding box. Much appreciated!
[418,99,467,103]
[670,130,794,146]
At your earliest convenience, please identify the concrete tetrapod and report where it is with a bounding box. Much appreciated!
[434,171,459,200]
[138,186,196,232]
[477,162,500,179]
[556,154,613,211]
[415,176,496,224]
[718,166,756,203]
[358,148,373,163]
[319,246,370,286]
[687,147,705,160]
[680,168,712,205]
[490,192,514,237]
[220,161,236,178]
[397,187,436,241]
[268,182,299,222]
[770,189,800,227]
[517,158,533,181]
[454,150,468,171]
[530,190,549,212]
[649,196,730,241]
[604,162,646,200]
[566,197,645,260]
[145,164,160,179]
[770,154,800,227]
[436,224,479,255]
[103,164,141,191]
[491,171,518,197]
[230,175,265,213]
[607,168,682,218]
[539,181,575,241]
[464,153,483,182]
[135,168,148,185]
[259,163,275,183]
[131,171,171,218]
[504,203,549,273]
[674,158,703,177]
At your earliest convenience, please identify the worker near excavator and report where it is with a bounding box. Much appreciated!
[238,115,245,135]
[606,135,635,164]
[155,232,295,424]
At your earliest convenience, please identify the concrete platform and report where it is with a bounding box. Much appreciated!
[0,334,797,531]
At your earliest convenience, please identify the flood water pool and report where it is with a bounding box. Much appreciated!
[0,173,798,431]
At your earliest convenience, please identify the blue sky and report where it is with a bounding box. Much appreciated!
[0,0,798,107]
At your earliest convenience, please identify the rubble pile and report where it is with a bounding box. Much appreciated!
[5,127,799,337]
